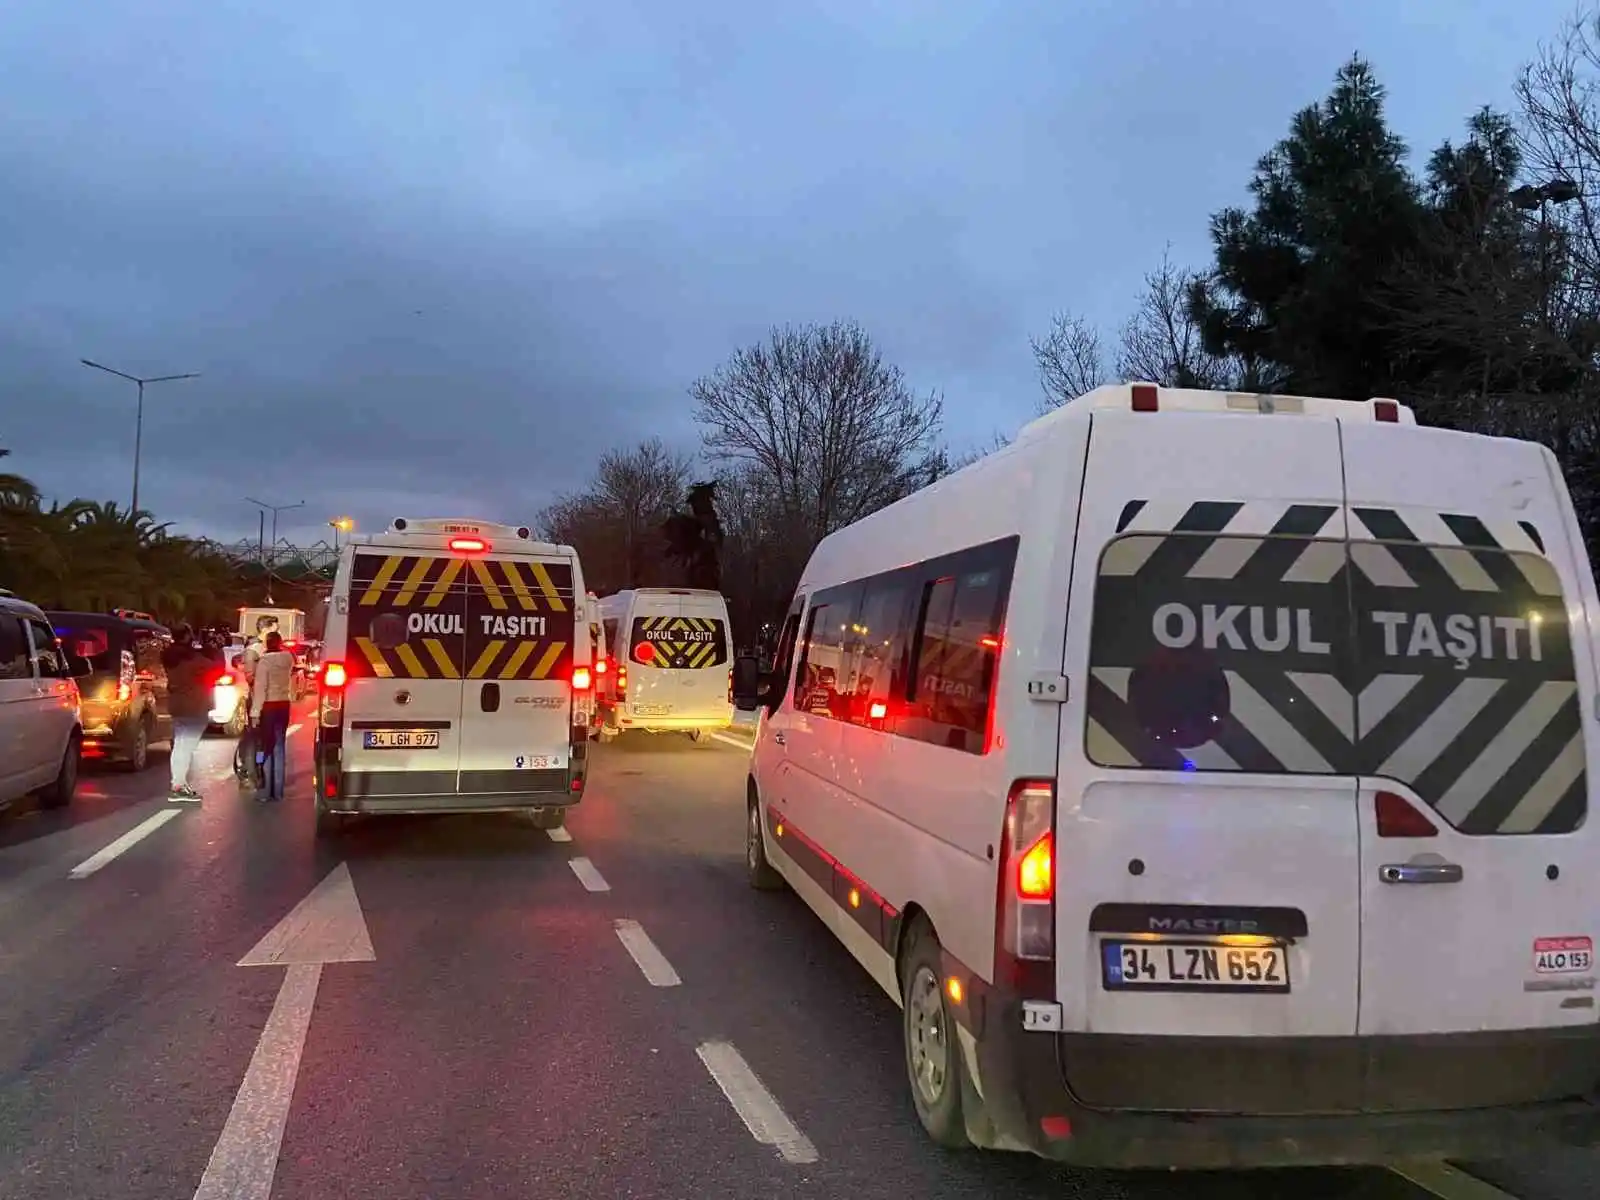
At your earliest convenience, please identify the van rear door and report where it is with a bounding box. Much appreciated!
[1343,423,1600,1056]
[1060,409,1363,1070]
[628,596,732,721]
[342,548,465,797]
[456,554,578,795]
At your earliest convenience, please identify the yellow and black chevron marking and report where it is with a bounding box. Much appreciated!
[345,551,577,682]
[631,615,728,669]
[352,553,572,613]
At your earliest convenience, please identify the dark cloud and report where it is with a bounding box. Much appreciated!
[2,0,1568,546]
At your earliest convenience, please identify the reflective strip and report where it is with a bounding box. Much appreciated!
[469,640,506,678]
[422,638,459,678]
[423,559,462,607]
[392,556,435,606]
[529,563,566,611]
[354,637,393,678]
[471,560,508,610]
[358,556,404,607]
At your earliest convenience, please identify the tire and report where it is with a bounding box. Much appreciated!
[528,808,566,831]
[746,794,784,891]
[120,716,151,773]
[598,725,619,744]
[901,922,971,1149]
[38,734,80,809]
[688,729,706,744]
[223,701,248,738]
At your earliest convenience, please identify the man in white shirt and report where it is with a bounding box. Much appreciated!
[250,630,296,802]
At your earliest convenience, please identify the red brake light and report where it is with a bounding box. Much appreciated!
[595,658,608,675]
[633,641,655,664]
[321,661,348,689]
[868,701,888,720]
[617,664,628,693]
[1131,383,1159,412]
[216,673,236,688]
[448,536,489,553]
[1018,832,1054,899]
[117,682,132,702]
[1375,790,1437,838]
[979,635,1001,650]
[572,665,592,691]
[1374,399,1399,423]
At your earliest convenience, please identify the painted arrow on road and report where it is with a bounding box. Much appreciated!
[192,863,375,1200]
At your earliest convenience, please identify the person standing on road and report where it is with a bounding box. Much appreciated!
[161,623,215,802]
[237,615,278,787]
[250,631,296,803]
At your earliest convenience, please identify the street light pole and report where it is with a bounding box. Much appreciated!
[245,497,306,604]
[80,359,201,514]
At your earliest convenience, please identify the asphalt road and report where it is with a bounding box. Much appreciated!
[0,712,1591,1200]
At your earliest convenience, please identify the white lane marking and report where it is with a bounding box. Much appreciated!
[1391,1163,1521,1200]
[710,732,754,752]
[569,856,610,892]
[238,862,376,967]
[696,1041,818,1163]
[614,919,681,987]
[286,723,303,736]
[192,963,321,1200]
[546,827,573,843]
[68,809,184,879]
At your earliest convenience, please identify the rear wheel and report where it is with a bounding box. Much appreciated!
[120,716,151,773]
[746,795,784,891]
[38,734,80,809]
[688,729,707,744]
[528,808,567,831]
[901,921,971,1149]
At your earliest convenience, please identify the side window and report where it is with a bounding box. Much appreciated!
[25,620,68,678]
[844,575,914,728]
[901,546,1017,754]
[793,601,847,716]
[133,632,164,679]
[0,616,33,681]
[768,604,803,700]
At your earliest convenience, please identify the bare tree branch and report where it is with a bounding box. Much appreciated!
[1030,311,1105,411]
[1114,245,1240,389]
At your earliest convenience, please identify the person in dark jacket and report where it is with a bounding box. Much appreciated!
[161,623,217,801]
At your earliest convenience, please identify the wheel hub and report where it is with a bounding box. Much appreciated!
[908,965,949,1104]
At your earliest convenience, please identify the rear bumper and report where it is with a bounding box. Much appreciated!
[609,708,733,732]
[964,990,1600,1168]
[313,728,586,814]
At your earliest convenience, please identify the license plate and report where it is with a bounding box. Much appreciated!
[632,704,672,716]
[363,729,441,750]
[1101,940,1290,993]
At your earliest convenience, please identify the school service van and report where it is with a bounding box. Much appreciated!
[315,518,595,836]
[742,383,1600,1169]
[596,588,734,742]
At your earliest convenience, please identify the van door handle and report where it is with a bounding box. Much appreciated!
[480,682,500,713]
[772,731,786,746]
[1379,862,1463,885]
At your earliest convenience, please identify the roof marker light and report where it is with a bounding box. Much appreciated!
[1130,383,1159,412]
[1374,400,1400,423]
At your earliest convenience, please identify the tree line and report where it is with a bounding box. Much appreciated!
[545,9,1600,640]
[1,446,254,621]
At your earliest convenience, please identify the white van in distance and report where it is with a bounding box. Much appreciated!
[596,588,734,742]
[315,518,595,836]
[743,383,1600,1168]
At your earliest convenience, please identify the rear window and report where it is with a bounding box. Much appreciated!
[51,621,122,672]
[1085,529,1585,835]
[631,615,728,669]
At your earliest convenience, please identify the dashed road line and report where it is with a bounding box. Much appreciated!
[1392,1163,1521,1200]
[68,809,184,879]
[568,856,610,892]
[710,732,754,752]
[696,1040,818,1164]
[613,919,681,986]
[545,827,573,843]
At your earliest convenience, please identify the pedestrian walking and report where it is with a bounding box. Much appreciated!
[250,631,296,803]
[161,623,215,802]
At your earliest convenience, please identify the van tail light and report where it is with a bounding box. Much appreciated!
[595,658,608,675]
[572,665,593,691]
[1131,383,1159,412]
[318,661,348,730]
[1375,789,1438,838]
[617,664,628,694]
[728,668,734,703]
[216,673,236,688]
[1374,399,1400,423]
[117,648,135,703]
[996,779,1056,992]
[116,682,132,702]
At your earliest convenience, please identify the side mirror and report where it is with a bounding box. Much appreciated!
[732,655,761,711]
[68,653,93,679]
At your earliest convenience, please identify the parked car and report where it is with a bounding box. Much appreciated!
[0,593,88,809]
[47,610,174,771]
